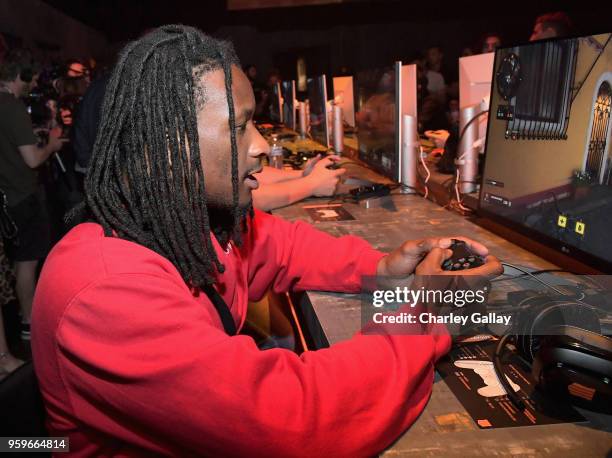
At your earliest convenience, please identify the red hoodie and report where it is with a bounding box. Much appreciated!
[32,210,450,457]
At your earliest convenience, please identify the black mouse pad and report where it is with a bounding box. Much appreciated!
[436,338,585,428]
[303,204,355,222]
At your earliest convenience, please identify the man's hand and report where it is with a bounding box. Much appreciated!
[301,154,322,177]
[376,237,451,278]
[415,237,502,278]
[48,128,67,153]
[18,127,68,169]
[304,156,346,196]
[376,236,502,279]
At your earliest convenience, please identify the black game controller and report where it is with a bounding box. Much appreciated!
[442,239,485,271]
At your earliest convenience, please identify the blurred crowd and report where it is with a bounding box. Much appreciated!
[0,44,103,377]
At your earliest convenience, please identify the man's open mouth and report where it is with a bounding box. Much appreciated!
[244,167,263,190]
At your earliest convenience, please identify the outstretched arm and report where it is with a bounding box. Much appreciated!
[253,157,345,211]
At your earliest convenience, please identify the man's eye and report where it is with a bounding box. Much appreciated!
[237,123,247,133]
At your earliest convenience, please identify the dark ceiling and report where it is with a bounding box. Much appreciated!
[42,0,610,43]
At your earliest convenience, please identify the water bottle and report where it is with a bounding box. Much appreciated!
[269,134,284,169]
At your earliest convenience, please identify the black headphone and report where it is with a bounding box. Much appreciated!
[532,325,611,411]
[495,291,612,413]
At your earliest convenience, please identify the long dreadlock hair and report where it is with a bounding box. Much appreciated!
[84,25,246,289]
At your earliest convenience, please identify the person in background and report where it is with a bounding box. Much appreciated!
[461,47,475,57]
[244,64,259,86]
[244,64,267,122]
[530,11,573,41]
[255,68,281,122]
[72,72,110,171]
[0,49,65,341]
[0,239,22,377]
[480,32,502,53]
[65,59,91,85]
[424,46,447,104]
[266,68,280,89]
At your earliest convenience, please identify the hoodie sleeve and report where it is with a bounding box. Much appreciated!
[246,210,385,301]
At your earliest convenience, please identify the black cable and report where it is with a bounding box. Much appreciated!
[501,262,568,297]
[491,268,607,288]
[456,110,489,151]
[546,191,563,216]
[491,268,573,283]
[499,263,604,312]
[442,109,489,206]
[493,333,526,410]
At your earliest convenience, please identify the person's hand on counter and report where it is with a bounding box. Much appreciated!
[301,154,341,177]
[303,156,346,197]
[252,159,345,211]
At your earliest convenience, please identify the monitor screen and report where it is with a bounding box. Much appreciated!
[281,80,296,130]
[307,75,330,148]
[479,33,612,272]
[355,65,399,181]
[269,82,282,124]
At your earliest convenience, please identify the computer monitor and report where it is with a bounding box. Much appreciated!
[354,62,415,182]
[459,52,495,143]
[332,76,356,128]
[307,75,330,148]
[479,32,612,272]
[281,80,296,130]
[269,82,282,125]
[354,65,398,180]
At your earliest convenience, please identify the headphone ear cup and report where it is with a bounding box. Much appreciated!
[532,325,612,413]
[556,325,612,354]
[517,300,602,361]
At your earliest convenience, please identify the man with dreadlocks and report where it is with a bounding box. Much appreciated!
[32,25,501,457]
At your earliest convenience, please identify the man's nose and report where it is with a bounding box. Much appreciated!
[250,129,270,158]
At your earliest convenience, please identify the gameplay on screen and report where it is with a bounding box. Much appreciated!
[480,33,612,270]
